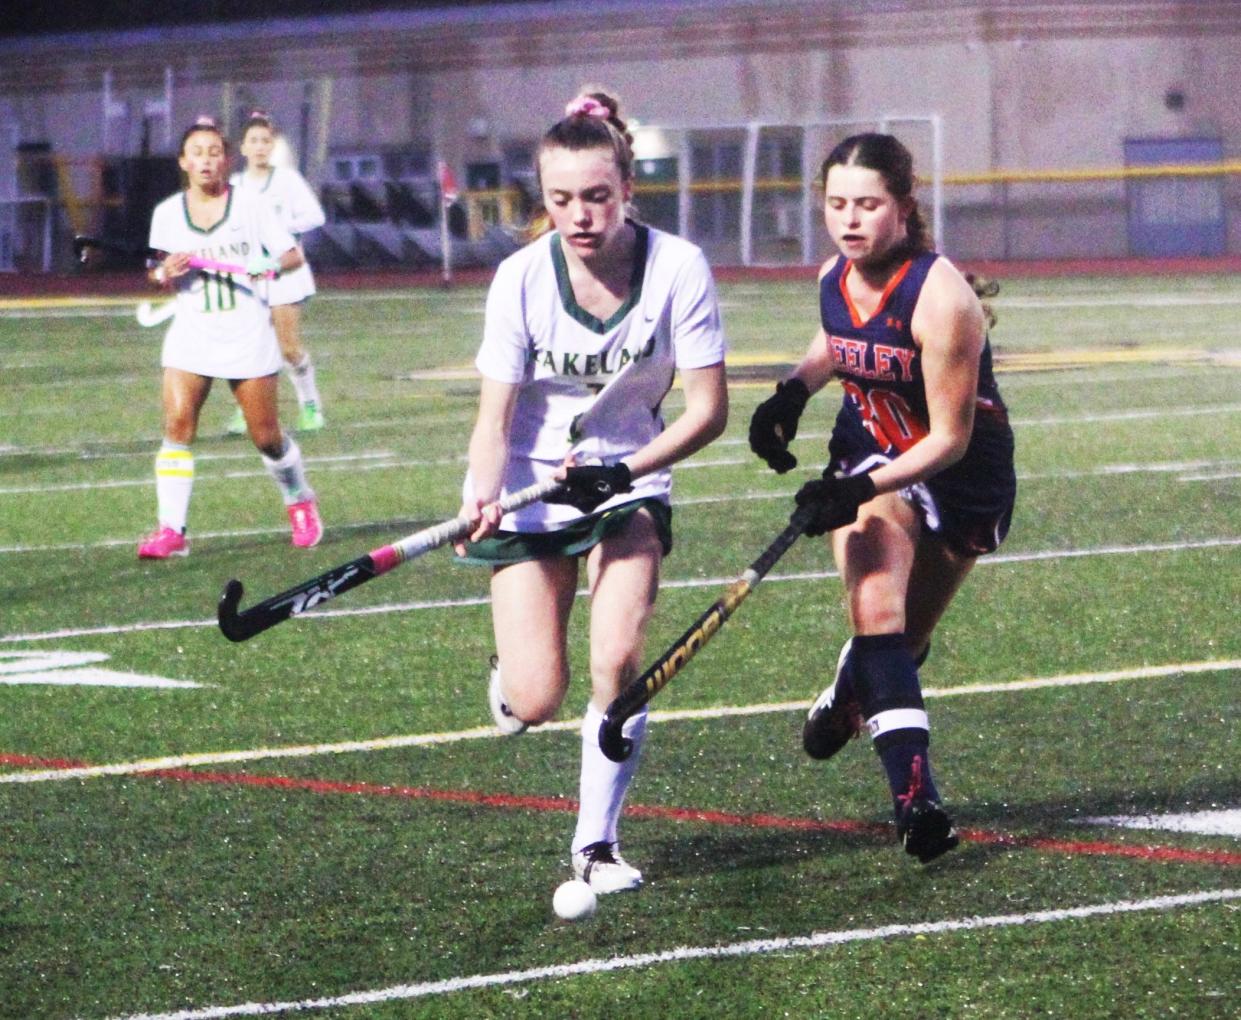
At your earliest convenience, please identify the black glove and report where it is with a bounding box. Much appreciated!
[546,462,633,513]
[749,378,810,474]
[794,471,877,537]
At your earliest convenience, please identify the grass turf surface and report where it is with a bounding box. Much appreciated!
[0,273,1238,1019]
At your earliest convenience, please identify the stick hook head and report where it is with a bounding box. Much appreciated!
[598,713,634,763]
[217,579,248,642]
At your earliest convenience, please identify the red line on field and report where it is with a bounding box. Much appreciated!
[6,751,1238,868]
[143,767,1241,869]
[959,829,1241,866]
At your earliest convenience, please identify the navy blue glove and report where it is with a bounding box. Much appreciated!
[546,462,633,513]
[748,378,810,474]
[794,471,877,537]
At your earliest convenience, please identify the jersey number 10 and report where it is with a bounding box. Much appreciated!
[201,271,237,313]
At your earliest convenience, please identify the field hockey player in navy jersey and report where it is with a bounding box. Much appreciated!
[748,132,1016,863]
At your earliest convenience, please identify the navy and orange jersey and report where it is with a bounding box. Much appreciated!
[819,250,1009,457]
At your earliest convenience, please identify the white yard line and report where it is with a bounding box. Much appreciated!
[0,455,1236,533]
[2,658,1235,785]
[0,457,406,495]
[1,535,1237,644]
[103,888,1241,1020]
[1010,403,1241,426]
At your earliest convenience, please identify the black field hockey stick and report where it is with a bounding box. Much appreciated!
[598,503,817,762]
[73,234,165,263]
[218,478,563,642]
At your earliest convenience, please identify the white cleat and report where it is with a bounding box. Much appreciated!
[572,841,643,894]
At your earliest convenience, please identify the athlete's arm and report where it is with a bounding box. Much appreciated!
[458,375,520,546]
[274,245,305,274]
[786,257,843,393]
[619,361,728,479]
[286,170,327,234]
[865,260,984,495]
[151,251,193,285]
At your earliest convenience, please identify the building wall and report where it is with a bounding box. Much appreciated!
[1,0,1238,261]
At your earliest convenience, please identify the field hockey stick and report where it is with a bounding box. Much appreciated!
[217,477,563,642]
[186,255,278,279]
[598,503,817,762]
[75,236,275,278]
[135,299,176,328]
[73,234,164,262]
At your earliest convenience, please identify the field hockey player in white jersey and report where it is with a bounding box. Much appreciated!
[138,116,324,559]
[454,89,729,895]
[227,109,328,434]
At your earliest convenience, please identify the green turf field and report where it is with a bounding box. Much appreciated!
[1,273,1238,1019]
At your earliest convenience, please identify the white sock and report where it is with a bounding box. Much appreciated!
[284,353,320,408]
[572,702,647,854]
[154,441,193,533]
[261,434,314,505]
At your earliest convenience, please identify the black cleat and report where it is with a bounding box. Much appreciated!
[898,798,960,863]
[803,639,863,760]
[895,755,959,863]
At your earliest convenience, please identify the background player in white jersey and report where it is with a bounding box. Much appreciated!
[227,110,328,434]
[453,90,729,894]
[138,116,323,559]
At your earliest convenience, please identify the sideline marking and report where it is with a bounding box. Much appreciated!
[1081,810,1241,838]
[2,658,1235,784]
[103,889,1241,1020]
[0,650,203,689]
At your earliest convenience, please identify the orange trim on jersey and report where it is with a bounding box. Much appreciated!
[839,259,913,328]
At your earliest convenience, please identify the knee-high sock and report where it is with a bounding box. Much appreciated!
[261,434,313,505]
[852,632,942,811]
[284,353,320,408]
[572,702,647,854]
[155,441,193,533]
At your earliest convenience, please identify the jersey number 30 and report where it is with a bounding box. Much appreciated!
[840,380,926,454]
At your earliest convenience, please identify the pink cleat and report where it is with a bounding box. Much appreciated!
[137,526,188,559]
[288,498,324,548]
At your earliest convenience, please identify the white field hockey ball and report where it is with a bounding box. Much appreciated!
[552,879,597,921]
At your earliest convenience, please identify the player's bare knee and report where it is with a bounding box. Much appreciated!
[588,645,639,700]
[254,433,285,459]
[502,661,569,724]
[505,685,565,725]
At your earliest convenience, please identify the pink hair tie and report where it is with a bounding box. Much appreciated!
[565,96,610,120]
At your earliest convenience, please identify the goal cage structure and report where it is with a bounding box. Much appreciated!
[622,113,943,268]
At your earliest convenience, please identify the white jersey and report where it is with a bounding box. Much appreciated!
[229,166,325,306]
[469,223,727,531]
[149,187,294,379]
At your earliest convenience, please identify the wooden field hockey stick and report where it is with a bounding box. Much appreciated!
[217,478,563,642]
[598,503,817,762]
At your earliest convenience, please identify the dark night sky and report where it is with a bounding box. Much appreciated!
[0,1,556,38]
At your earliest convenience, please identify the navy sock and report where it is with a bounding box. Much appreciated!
[875,734,941,814]
[851,633,940,814]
